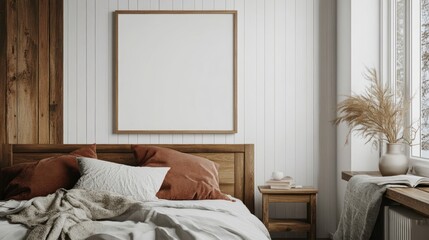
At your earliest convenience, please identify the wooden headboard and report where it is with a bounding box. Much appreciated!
[0,144,254,213]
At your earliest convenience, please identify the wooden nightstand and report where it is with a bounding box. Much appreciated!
[258,186,318,240]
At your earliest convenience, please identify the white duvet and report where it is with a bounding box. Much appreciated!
[0,196,270,240]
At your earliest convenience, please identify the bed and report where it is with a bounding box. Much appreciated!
[0,144,270,240]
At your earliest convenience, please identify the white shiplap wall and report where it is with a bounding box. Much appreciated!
[64,0,337,237]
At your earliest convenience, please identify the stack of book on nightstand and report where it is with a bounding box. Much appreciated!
[266,176,294,189]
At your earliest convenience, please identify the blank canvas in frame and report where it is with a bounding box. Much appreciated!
[115,11,237,134]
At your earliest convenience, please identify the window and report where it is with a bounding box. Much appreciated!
[395,0,429,160]
[418,0,429,158]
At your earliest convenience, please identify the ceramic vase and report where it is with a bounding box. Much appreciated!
[379,143,409,176]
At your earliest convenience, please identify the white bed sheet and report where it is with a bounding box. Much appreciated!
[0,197,269,240]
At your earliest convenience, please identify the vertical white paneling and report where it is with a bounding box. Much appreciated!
[225,0,235,145]
[125,0,135,155]
[295,0,308,220]
[194,0,202,9]
[264,0,275,186]
[284,0,297,222]
[150,0,159,10]
[264,0,276,219]
[224,2,235,151]
[117,0,129,143]
[273,0,286,222]
[182,0,194,10]
[295,0,307,188]
[159,0,172,10]
[244,0,259,214]
[109,0,119,144]
[86,0,96,143]
[225,0,234,144]
[129,0,137,9]
[150,134,160,144]
[67,0,77,143]
[214,0,227,144]
[64,1,337,237]
[285,0,296,188]
[203,0,214,10]
[201,0,216,144]
[306,0,315,186]
[313,0,323,235]
[173,0,182,10]
[235,0,245,144]
[95,0,109,142]
[255,0,265,217]
[171,135,182,144]
[214,0,225,10]
[77,0,87,143]
[226,0,234,10]
[138,0,150,10]
[274,0,286,189]
[63,0,69,143]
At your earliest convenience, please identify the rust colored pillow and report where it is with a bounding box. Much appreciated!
[0,144,97,200]
[133,146,229,200]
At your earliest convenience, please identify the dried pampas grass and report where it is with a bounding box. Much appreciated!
[335,68,412,144]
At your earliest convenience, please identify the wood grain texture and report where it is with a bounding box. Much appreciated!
[38,0,49,144]
[49,0,63,144]
[259,186,318,195]
[259,185,317,238]
[268,195,310,203]
[308,194,317,239]
[0,0,6,144]
[268,219,311,232]
[6,0,18,144]
[17,0,38,143]
[418,187,429,194]
[262,193,269,227]
[0,144,255,213]
[385,188,429,217]
[244,144,254,213]
[0,144,12,168]
[342,171,429,217]
[234,153,244,200]
[1,0,63,144]
[341,171,381,181]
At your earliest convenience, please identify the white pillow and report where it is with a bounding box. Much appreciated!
[74,157,169,202]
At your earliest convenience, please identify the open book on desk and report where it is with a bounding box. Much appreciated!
[367,174,429,187]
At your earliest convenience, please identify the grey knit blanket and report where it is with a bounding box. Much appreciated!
[6,188,141,240]
[4,188,270,240]
[333,175,388,240]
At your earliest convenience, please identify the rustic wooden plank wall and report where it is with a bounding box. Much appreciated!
[17,0,38,143]
[0,0,63,144]
[38,0,50,143]
[0,0,6,144]
[5,0,18,143]
[49,0,63,144]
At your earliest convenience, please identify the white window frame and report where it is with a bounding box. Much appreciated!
[383,0,429,176]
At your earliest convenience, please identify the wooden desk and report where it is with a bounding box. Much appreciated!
[258,186,318,240]
[342,171,429,217]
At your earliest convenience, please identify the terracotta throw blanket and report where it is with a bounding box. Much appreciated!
[333,175,388,240]
[6,188,142,240]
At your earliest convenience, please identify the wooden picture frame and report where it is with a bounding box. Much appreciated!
[114,11,237,134]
